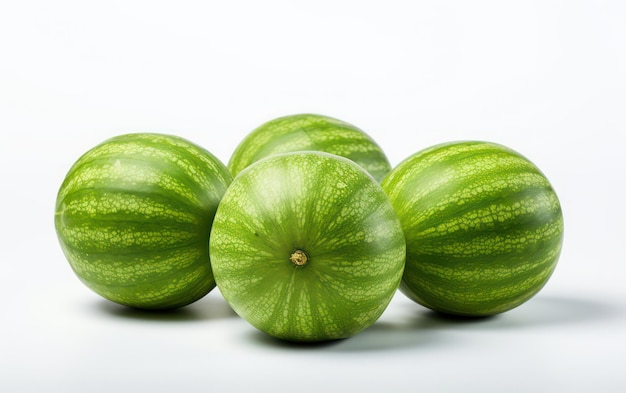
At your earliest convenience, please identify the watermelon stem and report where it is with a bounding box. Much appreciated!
[290,250,309,267]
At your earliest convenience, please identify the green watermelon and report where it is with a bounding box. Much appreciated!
[228,113,391,182]
[382,141,564,316]
[210,152,406,341]
[55,133,232,309]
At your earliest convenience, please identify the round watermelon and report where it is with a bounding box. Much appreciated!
[55,133,232,309]
[210,151,406,341]
[382,141,564,316]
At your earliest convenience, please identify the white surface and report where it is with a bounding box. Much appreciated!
[1,1,625,392]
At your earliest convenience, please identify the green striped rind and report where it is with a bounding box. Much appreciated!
[211,152,405,341]
[55,133,232,309]
[228,113,391,182]
[381,141,564,316]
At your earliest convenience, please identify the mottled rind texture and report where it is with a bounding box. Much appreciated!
[228,113,391,182]
[382,141,564,316]
[211,152,406,342]
[55,133,232,309]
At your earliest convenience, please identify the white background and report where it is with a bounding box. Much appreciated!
[1,1,625,392]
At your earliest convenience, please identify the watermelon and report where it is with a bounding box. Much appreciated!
[55,133,232,309]
[228,113,391,182]
[381,141,564,316]
[210,152,406,341]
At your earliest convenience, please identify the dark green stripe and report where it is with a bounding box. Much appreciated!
[60,134,230,208]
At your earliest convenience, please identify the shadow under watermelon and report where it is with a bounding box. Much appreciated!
[92,290,238,322]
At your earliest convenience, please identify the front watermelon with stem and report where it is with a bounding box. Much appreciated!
[55,133,232,310]
[210,151,406,342]
[228,113,392,182]
[382,141,564,317]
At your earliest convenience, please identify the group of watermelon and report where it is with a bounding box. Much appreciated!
[55,114,564,342]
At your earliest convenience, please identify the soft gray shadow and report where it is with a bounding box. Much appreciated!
[251,295,621,352]
[244,313,453,352]
[246,330,347,350]
[396,294,620,333]
[325,320,447,352]
[474,295,621,329]
[93,292,238,322]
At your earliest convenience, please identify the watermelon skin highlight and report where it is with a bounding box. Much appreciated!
[382,141,564,316]
[55,133,232,309]
[211,152,406,342]
[228,113,391,182]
